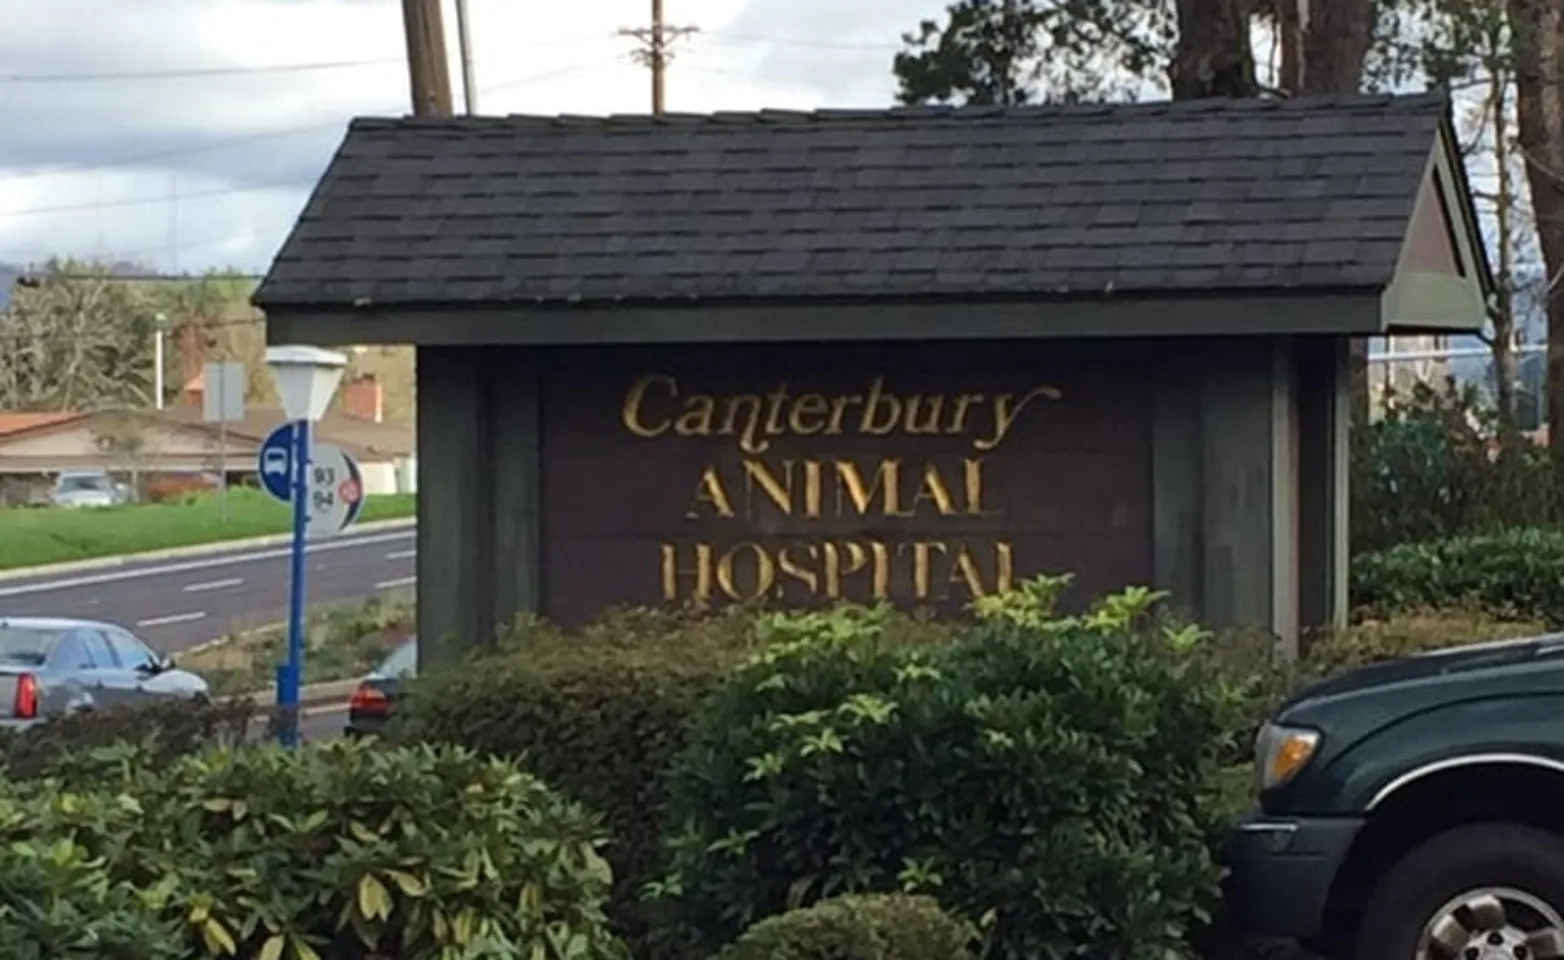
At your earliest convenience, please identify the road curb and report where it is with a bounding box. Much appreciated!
[0,517,416,583]
[238,677,363,711]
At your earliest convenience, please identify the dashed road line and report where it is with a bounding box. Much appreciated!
[183,577,243,593]
[375,575,417,591]
[136,611,207,628]
[385,549,415,560]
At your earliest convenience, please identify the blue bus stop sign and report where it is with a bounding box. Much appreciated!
[258,423,298,502]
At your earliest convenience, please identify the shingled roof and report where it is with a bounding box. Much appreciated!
[255,93,1466,310]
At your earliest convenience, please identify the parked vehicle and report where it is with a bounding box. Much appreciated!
[344,636,416,738]
[1226,633,1564,959]
[49,469,129,508]
[0,617,208,728]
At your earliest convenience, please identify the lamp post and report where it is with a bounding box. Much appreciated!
[265,345,347,746]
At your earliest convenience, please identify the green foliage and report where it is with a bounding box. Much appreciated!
[390,604,954,959]
[655,581,1244,960]
[0,739,624,960]
[0,818,185,960]
[1307,607,1543,674]
[0,695,263,782]
[1353,527,1564,626]
[714,894,976,960]
[1350,382,1554,553]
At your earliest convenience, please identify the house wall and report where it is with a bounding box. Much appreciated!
[414,334,1350,666]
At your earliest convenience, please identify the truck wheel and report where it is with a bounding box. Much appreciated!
[1356,823,1564,960]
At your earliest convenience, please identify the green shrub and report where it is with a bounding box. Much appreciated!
[389,604,954,958]
[0,816,184,960]
[0,739,626,960]
[1350,380,1554,552]
[1308,608,1544,674]
[713,893,976,960]
[655,580,1244,960]
[1351,528,1564,626]
[0,695,262,782]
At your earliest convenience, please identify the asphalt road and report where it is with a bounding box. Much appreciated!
[0,523,417,653]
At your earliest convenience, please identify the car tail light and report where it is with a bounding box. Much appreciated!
[13,674,38,719]
[349,684,389,715]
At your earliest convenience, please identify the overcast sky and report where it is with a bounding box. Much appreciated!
[0,0,915,274]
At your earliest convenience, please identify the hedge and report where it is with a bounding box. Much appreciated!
[0,738,625,960]
[388,604,954,958]
[714,894,975,960]
[1351,527,1564,627]
[654,582,1242,960]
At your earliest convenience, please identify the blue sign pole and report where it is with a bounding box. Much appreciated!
[276,418,310,746]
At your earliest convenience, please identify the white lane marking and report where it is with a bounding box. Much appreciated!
[0,528,415,598]
[136,611,207,628]
[183,577,243,593]
[385,549,415,560]
[375,575,417,590]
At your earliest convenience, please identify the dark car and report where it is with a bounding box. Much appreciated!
[0,617,209,729]
[345,636,416,737]
[1225,633,1564,960]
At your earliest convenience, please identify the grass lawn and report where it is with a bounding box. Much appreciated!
[0,487,416,571]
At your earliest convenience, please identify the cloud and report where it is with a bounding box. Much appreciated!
[0,0,914,274]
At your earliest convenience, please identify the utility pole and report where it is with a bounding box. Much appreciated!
[453,0,478,114]
[619,0,698,114]
[400,0,454,116]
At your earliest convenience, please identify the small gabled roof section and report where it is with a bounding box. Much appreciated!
[255,92,1491,343]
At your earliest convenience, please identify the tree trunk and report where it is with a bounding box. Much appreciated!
[1170,0,1259,98]
[1507,0,1564,471]
[1490,50,1522,444]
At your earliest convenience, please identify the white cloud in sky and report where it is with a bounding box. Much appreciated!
[0,0,912,274]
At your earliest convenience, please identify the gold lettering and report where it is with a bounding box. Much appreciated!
[868,540,890,598]
[716,543,776,600]
[908,541,946,600]
[673,394,716,436]
[777,543,820,594]
[995,541,1014,593]
[834,459,911,517]
[911,461,957,516]
[949,545,987,598]
[825,395,861,435]
[822,540,870,598]
[742,460,794,516]
[963,458,1000,516]
[661,543,713,603]
[903,395,944,435]
[974,385,1063,451]
[763,385,791,437]
[859,377,901,435]
[788,393,830,435]
[622,374,675,438]
[718,394,768,454]
[801,460,823,518]
[686,466,735,519]
[949,394,984,434]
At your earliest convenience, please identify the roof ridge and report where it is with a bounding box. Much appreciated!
[346,91,1447,133]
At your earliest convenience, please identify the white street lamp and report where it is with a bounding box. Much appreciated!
[265,344,348,746]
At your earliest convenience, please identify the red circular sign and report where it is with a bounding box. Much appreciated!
[338,479,362,503]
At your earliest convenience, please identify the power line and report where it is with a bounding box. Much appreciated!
[4,183,297,219]
[620,0,698,114]
[0,58,402,85]
[0,63,588,187]
[702,32,898,52]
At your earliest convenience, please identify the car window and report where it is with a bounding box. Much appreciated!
[0,627,58,666]
[104,629,155,671]
[377,638,417,677]
[80,631,116,669]
[57,474,109,493]
[49,633,92,670]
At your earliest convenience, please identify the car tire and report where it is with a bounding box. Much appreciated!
[1355,822,1564,960]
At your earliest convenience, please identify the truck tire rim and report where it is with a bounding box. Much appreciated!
[1418,886,1564,959]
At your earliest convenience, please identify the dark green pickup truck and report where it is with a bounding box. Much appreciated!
[1225,634,1564,960]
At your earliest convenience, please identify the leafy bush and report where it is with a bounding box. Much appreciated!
[1351,527,1564,627]
[1308,608,1543,674]
[389,604,954,958]
[0,695,262,782]
[655,579,1244,960]
[1350,381,1554,552]
[0,739,625,960]
[0,816,184,960]
[713,894,975,960]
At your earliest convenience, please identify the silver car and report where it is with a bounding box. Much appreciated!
[0,618,209,729]
[49,470,129,508]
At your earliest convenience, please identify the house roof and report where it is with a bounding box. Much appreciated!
[254,92,1464,311]
[0,412,82,438]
